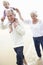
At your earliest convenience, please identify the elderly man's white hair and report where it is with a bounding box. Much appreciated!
[7,9,13,13]
[6,9,16,16]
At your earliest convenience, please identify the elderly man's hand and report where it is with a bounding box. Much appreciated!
[13,22,18,28]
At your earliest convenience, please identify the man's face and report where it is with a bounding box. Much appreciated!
[7,11,15,23]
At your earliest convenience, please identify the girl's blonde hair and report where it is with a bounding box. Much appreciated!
[3,1,10,6]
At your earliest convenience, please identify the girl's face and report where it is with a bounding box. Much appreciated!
[3,2,9,9]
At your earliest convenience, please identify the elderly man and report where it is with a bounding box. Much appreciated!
[2,9,26,65]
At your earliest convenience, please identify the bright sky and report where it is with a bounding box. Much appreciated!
[0,0,43,20]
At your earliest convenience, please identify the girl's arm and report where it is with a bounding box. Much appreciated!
[13,8,24,21]
[1,10,6,22]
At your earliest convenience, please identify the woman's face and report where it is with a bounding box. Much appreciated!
[31,13,37,19]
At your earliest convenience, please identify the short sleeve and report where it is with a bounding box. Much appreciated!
[3,10,6,18]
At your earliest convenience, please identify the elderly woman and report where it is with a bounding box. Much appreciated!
[24,11,43,59]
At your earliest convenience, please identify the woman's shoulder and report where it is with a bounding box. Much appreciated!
[38,19,43,25]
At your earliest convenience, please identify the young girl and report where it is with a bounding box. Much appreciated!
[1,1,23,22]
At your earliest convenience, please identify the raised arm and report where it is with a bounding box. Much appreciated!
[13,8,24,21]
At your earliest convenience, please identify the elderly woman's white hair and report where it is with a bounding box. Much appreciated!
[30,11,38,17]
